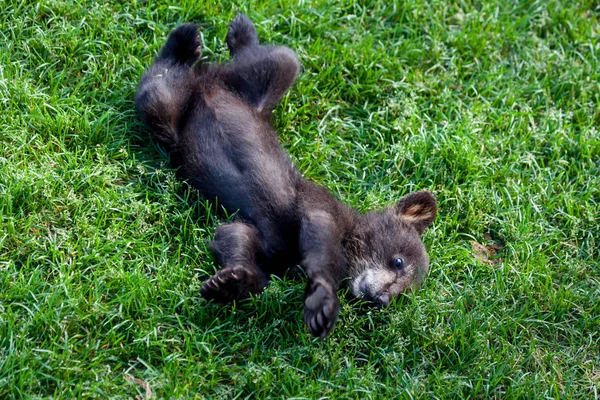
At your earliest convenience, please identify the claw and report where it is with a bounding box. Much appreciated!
[303,283,340,338]
[316,311,324,328]
[200,265,267,303]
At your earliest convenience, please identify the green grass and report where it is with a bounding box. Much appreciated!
[1,0,599,398]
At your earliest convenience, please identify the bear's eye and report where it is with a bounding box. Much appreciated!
[393,258,405,269]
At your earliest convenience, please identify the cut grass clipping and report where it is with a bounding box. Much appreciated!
[1,0,599,398]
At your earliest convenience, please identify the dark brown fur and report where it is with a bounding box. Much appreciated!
[135,15,437,338]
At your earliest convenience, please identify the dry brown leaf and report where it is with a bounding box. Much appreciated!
[124,374,152,400]
[470,240,503,265]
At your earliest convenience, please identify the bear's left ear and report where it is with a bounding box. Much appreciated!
[394,190,437,235]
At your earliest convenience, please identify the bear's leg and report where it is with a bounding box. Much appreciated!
[158,23,202,67]
[201,222,269,302]
[222,14,300,112]
[299,210,345,338]
[226,13,259,56]
[134,23,202,150]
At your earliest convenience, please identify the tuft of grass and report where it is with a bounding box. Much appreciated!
[1,0,599,398]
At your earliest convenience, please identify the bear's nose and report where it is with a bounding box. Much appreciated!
[359,278,368,294]
[375,293,390,307]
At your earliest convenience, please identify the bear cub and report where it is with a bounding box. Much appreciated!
[135,15,437,338]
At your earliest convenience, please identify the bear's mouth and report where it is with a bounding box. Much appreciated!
[353,276,391,307]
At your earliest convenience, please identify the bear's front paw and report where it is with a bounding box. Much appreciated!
[304,283,340,338]
[201,265,264,303]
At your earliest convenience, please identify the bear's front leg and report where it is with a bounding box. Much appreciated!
[202,222,269,302]
[299,210,346,338]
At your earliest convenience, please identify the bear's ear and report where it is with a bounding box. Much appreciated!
[394,190,437,235]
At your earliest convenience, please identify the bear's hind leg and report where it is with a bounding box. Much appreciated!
[226,13,259,56]
[134,24,203,150]
[159,23,202,66]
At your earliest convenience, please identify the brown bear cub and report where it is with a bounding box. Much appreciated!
[135,15,437,338]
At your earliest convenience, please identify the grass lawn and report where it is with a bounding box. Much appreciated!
[1,0,599,398]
